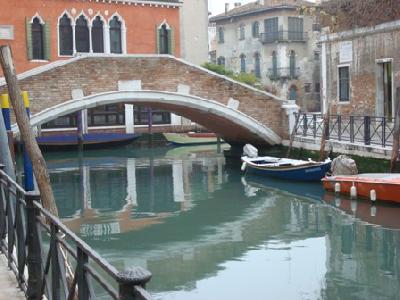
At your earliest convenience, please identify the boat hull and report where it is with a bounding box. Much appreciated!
[163,133,220,146]
[245,161,331,181]
[322,176,400,203]
[36,133,140,151]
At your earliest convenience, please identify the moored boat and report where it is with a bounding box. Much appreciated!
[322,173,400,203]
[36,133,140,151]
[241,156,331,181]
[163,132,222,146]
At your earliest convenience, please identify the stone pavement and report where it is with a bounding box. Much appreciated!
[0,254,25,300]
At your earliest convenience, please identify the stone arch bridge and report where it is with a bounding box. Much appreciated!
[0,55,298,146]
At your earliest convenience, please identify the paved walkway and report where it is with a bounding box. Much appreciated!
[0,254,25,300]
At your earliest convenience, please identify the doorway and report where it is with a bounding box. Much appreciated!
[376,60,393,118]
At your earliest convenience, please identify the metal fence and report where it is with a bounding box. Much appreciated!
[294,113,396,148]
[0,165,152,300]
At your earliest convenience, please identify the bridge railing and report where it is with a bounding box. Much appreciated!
[294,113,396,148]
[0,165,152,300]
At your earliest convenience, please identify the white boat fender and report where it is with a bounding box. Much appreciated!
[241,162,247,172]
[351,200,357,213]
[350,183,357,199]
[370,190,377,202]
[334,182,341,193]
[370,205,377,217]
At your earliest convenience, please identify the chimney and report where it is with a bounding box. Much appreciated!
[256,0,265,4]
[225,3,230,13]
[234,2,242,7]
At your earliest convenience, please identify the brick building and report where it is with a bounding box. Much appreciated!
[320,19,400,118]
[0,0,207,134]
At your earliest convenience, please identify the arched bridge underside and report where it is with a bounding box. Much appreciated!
[0,55,298,146]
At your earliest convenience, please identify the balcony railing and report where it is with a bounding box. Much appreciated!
[267,67,300,80]
[259,31,308,44]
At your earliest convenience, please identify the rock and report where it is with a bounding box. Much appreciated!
[331,155,358,176]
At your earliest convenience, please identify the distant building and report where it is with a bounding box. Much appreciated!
[320,19,400,118]
[180,0,209,65]
[209,0,322,112]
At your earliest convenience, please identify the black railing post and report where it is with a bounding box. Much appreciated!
[313,114,317,138]
[350,116,355,143]
[6,178,14,269]
[77,247,89,300]
[118,268,152,300]
[302,113,308,136]
[382,117,386,147]
[325,115,330,140]
[0,165,6,240]
[337,115,342,141]
[364,116,371,145]
[50,224,61,300]
[26,191,43,300]
[15,189,26,284]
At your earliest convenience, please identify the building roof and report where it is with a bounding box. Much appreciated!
[209,0,314,23]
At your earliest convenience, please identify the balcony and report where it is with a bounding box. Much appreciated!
[267,67,300,81]
[259,31,308,44]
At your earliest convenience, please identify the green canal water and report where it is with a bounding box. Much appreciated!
[44,145,400,300]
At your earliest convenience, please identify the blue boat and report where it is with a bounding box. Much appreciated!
[36,133,140,151]
[241,156,331,182]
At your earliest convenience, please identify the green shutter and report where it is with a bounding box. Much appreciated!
[43,21,51,60]
[156,26,160,54]
[168,27,175,55]
[25,17,33,60]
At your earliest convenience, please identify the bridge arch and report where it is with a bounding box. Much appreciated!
[15,90,282,145]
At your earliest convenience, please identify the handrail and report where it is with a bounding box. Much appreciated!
[0,165,152,300]
[293,113,397,148]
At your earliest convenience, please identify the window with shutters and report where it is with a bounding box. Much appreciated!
[252,21,260,38]
[75,15,89,53]
[159,24,169,54]
[264,17,278,42]
[110,16,122,54]
[217,56,225,66]
[59,14,73,56]
[338,66,350,101]
[272,51,278,78]
[92,16,104,53]
[88,104,125,126]
[288,17,304,40]
[289,50,296,78]
[254,53,261,78]
[239,24,245,40]
[31,17,44,60]
[240,54,246,73]
[218,27,224,43]
[134,106,171,125]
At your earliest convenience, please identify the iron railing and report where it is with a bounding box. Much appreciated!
[267,67,300,80]
[0,165,152,300]
[294,113,396,148]
[259,31,308,44]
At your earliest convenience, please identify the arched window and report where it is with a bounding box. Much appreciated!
[290,50,296,78]
[109,16,122,54]
[92,16,104,53]
[240,54,246,73]
[218,27,224,43]
[239,24,245,40]
[59,14,73,55]
[252,21,260,38]
[217,56,225,66]
[159,24,170,54]
[31,17,44,60]
[75,15,89,53]
[254,53,261,78]
[289,85,297,101]
[272,51,278,78]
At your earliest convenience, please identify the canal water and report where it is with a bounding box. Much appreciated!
[44,145,400,300]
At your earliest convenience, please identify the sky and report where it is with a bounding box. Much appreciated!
[208,0,254,17]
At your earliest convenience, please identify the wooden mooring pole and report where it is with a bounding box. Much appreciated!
[390,88,400,173]
[319,108,330,162]
[0,45,58,216]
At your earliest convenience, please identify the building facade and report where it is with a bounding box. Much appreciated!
[0,0,203,134]
[180,0,209,65]
[209,0,321,112]
[320,19,400,118]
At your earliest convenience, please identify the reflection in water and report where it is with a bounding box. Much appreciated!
[47,146,400,300]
